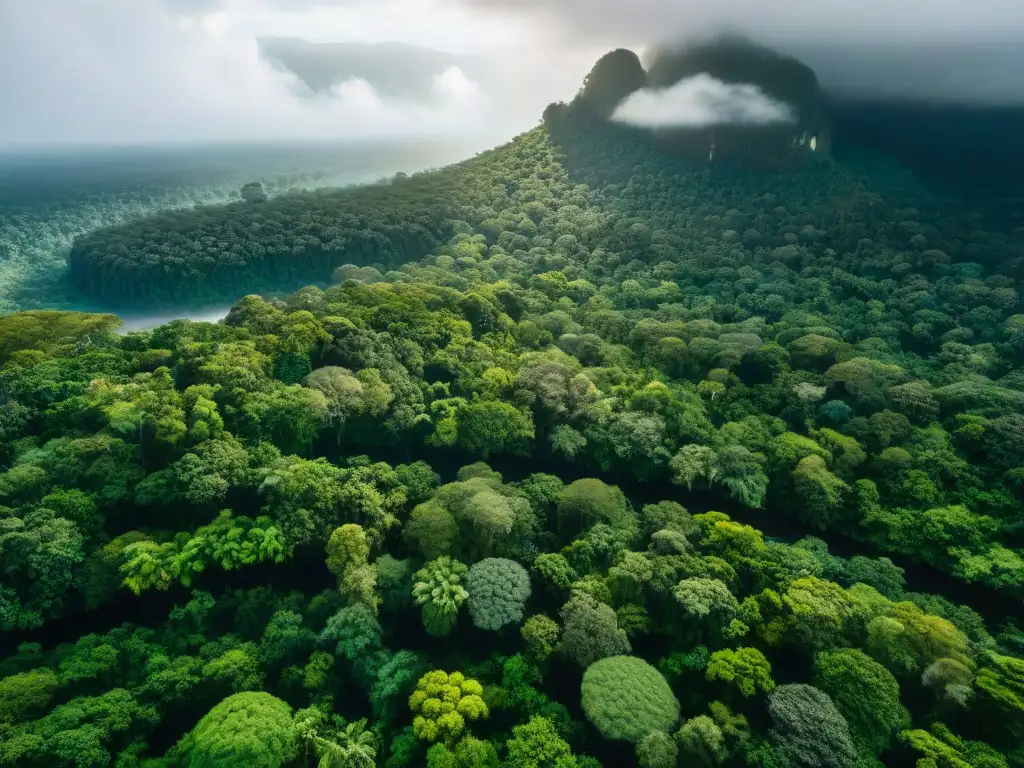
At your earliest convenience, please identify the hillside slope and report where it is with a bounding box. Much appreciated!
[4,108,1024,767]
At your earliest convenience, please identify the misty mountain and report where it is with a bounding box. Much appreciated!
[258,37,492,101]
[565,39,830,171]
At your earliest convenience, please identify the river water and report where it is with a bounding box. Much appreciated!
[115,306,233,332]
[0,137,484,315]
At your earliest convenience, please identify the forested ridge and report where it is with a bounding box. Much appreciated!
[2,103,1024,767]
[66,150,503,305]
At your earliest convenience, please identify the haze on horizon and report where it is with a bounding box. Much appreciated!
[1,0,1023,148]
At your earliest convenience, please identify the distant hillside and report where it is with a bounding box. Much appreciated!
[66,41,1024,307]
[825,99,1024,197]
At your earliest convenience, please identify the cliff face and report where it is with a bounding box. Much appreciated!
[575,49,648,119]
[644,38,831,170]
[651,119,831,172]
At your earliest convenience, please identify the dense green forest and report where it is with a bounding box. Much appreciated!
[2,92,1024,766]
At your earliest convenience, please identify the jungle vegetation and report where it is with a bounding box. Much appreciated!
[2,62,1024,768]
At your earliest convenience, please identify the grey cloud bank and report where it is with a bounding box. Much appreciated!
[454,0,1024,105]
[2,0,1022,148]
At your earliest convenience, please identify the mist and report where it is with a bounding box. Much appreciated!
[0,0,562,148]
[3,0,1023,149]
[452,0,1024,106]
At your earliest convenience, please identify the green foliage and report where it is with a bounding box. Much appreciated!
[451,736,499,767]
[0,508,85,629]
[450,400,535,457]
[203,644,264,693]
[560,592,631,668]
[521,615,561,661]
[900,723,1009,768]
[408,670,488,744]
[660,645,710,681]
[118,510,288,597]
[385,726,420,768]
[372,650,427,722]
[319,605,383,662]
[674,577,740,638]
[466,557,532,631]
[3,68,1024,768]
[557,478,635,538]
[376,554,413,613]
[0,687,156,767]
[812,648,909,755]
[294,708,378,768]
[781,576,854,649]
[412,557,469,637]
[792,455,849,529]
[505,715,577,768]
[865,601,971,676]
[533,553,578,594]
[178,692,295,768]
[581,655,680,743]
[637,729,678,768]
[975,653,1024,742]
[0,668,59,723]
[706,647,775,697]
[677,714,726,767]
[326,524,379,612]
[0,311,122,363]
[768,684,857,768]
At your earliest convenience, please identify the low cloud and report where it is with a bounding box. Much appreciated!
[611,75,796,129]
[0,0,500,147]
[11,0,1019,149]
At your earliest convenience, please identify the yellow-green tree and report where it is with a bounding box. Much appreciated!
[408,670,488,744]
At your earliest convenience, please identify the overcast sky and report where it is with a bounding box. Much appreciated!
[1,0,1022,147]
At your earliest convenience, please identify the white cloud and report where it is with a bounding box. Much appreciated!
[431,66,483,102]
[611,74,796,129]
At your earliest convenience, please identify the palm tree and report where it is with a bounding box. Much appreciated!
[294,709,377,768]
[333,718,377,768]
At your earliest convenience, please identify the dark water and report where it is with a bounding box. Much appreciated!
[0,138,484,315]
[114,307,232,333]
[0,138,478,205]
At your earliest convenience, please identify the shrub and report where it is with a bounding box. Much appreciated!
[180,692,295,768]
[581,656,680,742]
[768,684,856,768]
[466,558,532,631]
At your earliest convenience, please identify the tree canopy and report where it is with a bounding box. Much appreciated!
[581,656,680,743]
[1,53,1023,768]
